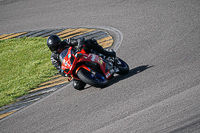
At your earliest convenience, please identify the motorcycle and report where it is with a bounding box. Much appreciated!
[59,46,129,89]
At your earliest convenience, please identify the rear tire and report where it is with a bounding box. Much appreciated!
[116,58,129,75]
[77,68,108,88]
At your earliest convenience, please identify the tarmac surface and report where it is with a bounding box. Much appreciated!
[0,0,200,133]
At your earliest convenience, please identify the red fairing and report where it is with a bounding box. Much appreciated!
[78,53,106,73]
[61,47,74,74]
[61,47,106,76]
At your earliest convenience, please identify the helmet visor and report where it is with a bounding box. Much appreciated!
[49,45,59,53]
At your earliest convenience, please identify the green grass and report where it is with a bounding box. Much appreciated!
[0,37,57,107]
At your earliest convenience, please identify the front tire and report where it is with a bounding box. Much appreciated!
[77,68,108,88]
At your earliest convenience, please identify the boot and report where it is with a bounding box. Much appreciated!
[73,79,86,90]
[103,49,116,57]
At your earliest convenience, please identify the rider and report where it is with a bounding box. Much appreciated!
[47,34,116,90]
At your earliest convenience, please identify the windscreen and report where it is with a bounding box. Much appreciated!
[59,48,69,63]
[59,48,76,65]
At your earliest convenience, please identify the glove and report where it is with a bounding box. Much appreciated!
[64,38,78,46]
[77,37,85,51]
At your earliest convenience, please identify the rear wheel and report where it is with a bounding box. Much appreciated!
[115,58,129,75]
[77,68,108,88]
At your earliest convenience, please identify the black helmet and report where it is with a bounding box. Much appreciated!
[47,35,61,53]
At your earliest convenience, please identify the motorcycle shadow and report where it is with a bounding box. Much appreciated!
[105,65,154,88]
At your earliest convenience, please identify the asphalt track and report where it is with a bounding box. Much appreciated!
[0,0,200,132]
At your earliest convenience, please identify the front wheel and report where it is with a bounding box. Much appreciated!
[115,57,129,75]
[77,68,108,88]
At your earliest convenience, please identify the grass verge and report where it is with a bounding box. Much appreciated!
[0,37,57,108]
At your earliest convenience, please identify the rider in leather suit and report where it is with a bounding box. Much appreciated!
[47,35,116,90]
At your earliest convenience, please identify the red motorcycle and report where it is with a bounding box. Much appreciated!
[60,46,129,89]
